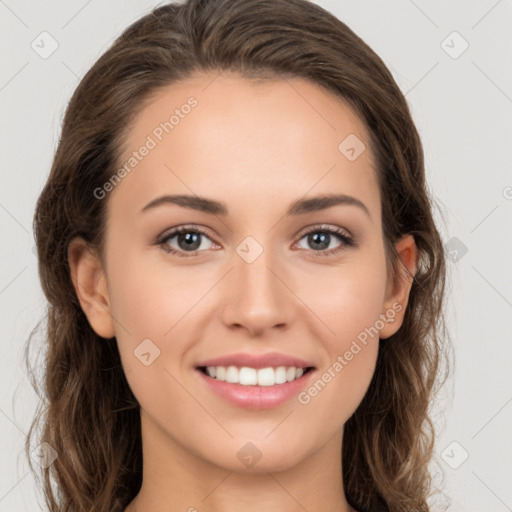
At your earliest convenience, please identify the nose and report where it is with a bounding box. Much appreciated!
[221,244,295,337]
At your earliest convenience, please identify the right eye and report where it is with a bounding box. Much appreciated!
[157,225,218,257]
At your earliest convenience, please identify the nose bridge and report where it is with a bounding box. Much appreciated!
[234,236,283,305]
[221,235,293,333]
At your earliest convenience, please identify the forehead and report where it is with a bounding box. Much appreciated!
[112,72,380,219]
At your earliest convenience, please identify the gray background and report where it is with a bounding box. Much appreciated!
[1,0,511,510]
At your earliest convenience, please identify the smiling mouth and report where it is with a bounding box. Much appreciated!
[196,365,315,387]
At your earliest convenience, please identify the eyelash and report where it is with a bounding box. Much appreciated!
[156,224,355,258]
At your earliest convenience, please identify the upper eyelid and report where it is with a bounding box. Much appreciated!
[295,223,352,239]
[158,224,215,242]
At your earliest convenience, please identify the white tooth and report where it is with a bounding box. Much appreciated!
[208,365,305,385]
[286,367,296,382]
[274,366,287,384]
[257,367,276,386]
[225,365,239,383]
[238,367,257,385]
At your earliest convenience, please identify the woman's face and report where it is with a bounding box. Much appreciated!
[72,72,415,473]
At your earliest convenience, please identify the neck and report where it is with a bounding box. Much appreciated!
[125,409,354,512]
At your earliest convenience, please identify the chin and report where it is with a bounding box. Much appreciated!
[201,437,313,474]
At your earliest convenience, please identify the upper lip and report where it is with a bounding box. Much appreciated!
[195,352,316,369]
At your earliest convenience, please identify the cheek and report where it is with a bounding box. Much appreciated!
[299,253,386,419]
[309,251,388,342]
[104,257,198,418]
[106,248,205,339]
[301,302,380,430]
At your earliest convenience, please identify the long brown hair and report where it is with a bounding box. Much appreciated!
[26,1,450,511]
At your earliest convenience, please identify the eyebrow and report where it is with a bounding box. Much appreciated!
[140,193,371,219]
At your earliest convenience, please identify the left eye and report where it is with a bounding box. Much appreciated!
[296,229,349,253]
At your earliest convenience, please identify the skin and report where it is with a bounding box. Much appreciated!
[68,72,417,512]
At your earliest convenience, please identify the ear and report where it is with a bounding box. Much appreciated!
[68,237,115,339]
[379,234,417,339]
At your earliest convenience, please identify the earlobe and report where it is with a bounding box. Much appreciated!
[68,237,115,339]
[379,234,418,340]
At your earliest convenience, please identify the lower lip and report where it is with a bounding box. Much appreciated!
[195,368,315,410]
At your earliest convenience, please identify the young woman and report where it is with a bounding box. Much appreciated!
[27,0,449,511]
